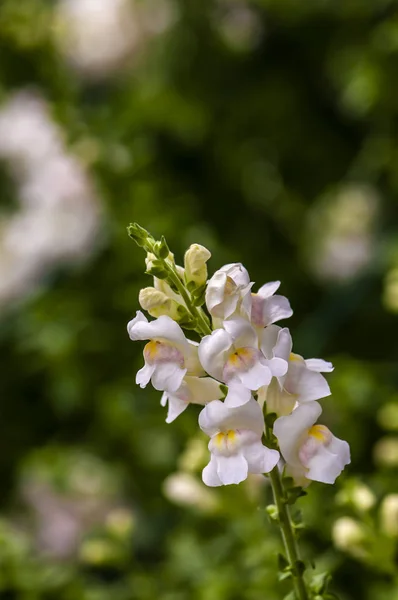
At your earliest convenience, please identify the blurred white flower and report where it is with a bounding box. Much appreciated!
[163,472,219,512]
[55,0,175,79]
[306,184,379,282]
[0,91,101,308]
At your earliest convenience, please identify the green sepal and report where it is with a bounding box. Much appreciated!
[153,236,170,259]
[219,384,228,398]
[292,560,306,577]
[286,486,307,505]
[265,412,277,428]
[145,267,168,279]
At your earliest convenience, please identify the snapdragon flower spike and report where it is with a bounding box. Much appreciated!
[198,317,287,407]
[160,376,223,423]
[274,401,350,486]
[259,325,333,415]
[250,281,293,328]
[205,263,252,320]
[127,311,203,393]
[199,398,280,486]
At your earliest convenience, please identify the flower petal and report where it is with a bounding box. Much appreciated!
[163,393,189,423]
[184,376,223,405]
[223,317,258,349]
[286,362,331,402]
[237,359,272,390]
[305,358,334,373]
[198,328,232,380]
[216,454,248,485]
[136,362,155,388]
[151,362,187,392]
[128,312,188,348]
[243,441,280,474]
[202,455,222,487]
[261,295,293,326]
[306,436,350,484]
[274,402,322,466]
[257,281,281,298]
[199,398,264,437]
[224,380,252,407]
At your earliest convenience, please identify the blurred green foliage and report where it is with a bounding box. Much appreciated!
[0,0,398,598]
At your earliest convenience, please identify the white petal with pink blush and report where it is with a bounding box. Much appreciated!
[274,402,350,486]
[199,399,280,486]
[127,311,204,393]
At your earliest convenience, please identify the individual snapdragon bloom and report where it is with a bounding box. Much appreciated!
[127,311,203,392]
[259,325,333,415]
[199,399,280,486]
[161,376,223,423]
[199,317,287,407]
[274,402,350,486]
[205,263,252,320]
[184,244,211,287]
[250,281,293,328]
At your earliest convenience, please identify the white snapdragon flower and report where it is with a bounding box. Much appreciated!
[127,311,203,393]
[205,263,252,320]
[198,317,287,407]
[199,399,280,486]
[160,376,223,423]
[250,281,293,328]
[274,402,350,486]
[259,325,333,415]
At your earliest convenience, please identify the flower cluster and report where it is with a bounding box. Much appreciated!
[127,225,350,488]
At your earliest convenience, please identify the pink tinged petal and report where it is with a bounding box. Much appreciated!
[286,362,331,402]
[224,380,252,407]
[202,455,222,487]
[237,360,272,390]
[223,317,258,348]
[136,362,156,388]
[261,295,293,326]
[151,363,187,393]
[305,358,334,373]
[216,454,248,485]
[305,436,350,484]
[221,263,250,287]
[199,398,264,437]
[260,325,282,359]
[274,328,293,363]
[198,329,233,381]
[128,314,188,348]
[274,402,322,466]
[243,441,280,474]
[257,281,281,298]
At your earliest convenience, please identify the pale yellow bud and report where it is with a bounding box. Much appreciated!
[139,287,179,319]
[184,244,211,286]
[380,494,398,537]
[145,252,157,271]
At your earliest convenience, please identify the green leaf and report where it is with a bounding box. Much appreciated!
[278,552,289,572]
[157,236,170,259]
[265,412,277,428]
[310,572,331,595]
[286,486,307,505]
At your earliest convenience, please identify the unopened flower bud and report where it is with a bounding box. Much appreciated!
[139,287,179,319]
[380,494,398,537]
[184,244,211,287]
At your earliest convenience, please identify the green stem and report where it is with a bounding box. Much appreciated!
[165,264,212,336]
[269,466,309,600]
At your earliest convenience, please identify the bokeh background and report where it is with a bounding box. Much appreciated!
[0,1,398,598]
